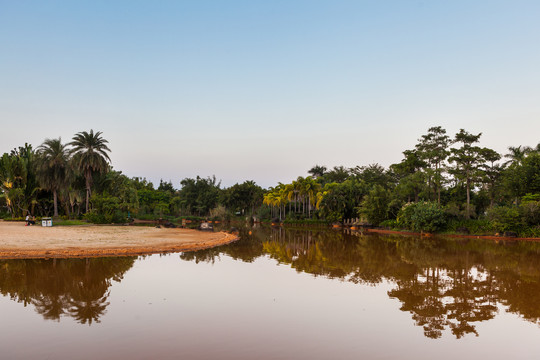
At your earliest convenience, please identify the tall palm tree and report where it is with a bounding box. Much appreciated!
[36,138,70,217]
[69,130,111,213]
[503,145,530,167]
[301,177,321,218]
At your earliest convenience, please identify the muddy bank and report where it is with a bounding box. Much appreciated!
[0,221,238,259]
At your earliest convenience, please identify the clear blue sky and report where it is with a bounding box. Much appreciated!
[1,1,539,188]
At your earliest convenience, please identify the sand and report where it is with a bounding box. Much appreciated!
[0,221,238,259]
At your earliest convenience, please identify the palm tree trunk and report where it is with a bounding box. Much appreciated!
[85,187,90,213]
[53,189,59,217]
[85,171,92,213]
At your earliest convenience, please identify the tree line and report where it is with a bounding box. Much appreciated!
[1,127,539,235]
[0,130,264,223]
[264,126,540,235]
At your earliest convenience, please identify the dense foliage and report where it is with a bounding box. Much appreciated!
[1,127,539,235]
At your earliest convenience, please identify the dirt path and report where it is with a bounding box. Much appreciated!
[0,221,238,259]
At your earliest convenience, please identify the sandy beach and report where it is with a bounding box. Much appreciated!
[0,221,237,259]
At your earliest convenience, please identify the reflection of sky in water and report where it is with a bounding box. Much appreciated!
[1,230,540,359]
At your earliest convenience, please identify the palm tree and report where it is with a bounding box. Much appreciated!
[69,130,111,213]
[301,177,321,218]
[503,145,530,167]
[36,138,70,217]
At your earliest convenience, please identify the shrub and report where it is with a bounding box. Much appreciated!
[209,205,230,221]
[444,203,462,219]
[445,219,494,235]
[520,201,540,226]
[358,185,391,225]
[485,205,521,233]
[397,201,447,233]
[85,211,126,224]
[379,219,400,229]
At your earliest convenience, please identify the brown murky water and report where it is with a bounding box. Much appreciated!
[1,227,540,359]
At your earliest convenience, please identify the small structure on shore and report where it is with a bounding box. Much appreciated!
[199,222,214,231]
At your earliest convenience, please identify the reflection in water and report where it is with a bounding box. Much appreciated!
[182,227,540,338]
[0,257,135,324]
[2,226,540,340]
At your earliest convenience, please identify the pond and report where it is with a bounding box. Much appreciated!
[1,226,539,359]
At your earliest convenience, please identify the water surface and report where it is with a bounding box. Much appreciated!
[1,227,539,359]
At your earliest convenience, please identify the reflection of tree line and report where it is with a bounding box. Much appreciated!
[183,227,540,339]
[0,257,135,324]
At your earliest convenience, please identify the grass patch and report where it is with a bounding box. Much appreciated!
[53,219,89,226]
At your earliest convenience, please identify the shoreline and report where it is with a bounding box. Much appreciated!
[266,221,540,242]
[0,221,238,259]
[364,228,540,242]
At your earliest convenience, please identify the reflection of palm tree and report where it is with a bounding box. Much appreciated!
[32,294,69,321]
[0,257,134,324]
[68,289,110,325]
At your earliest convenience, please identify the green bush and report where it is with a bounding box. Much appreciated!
[379,219,400,229]
[209,205,230,221]
[486,205,521,233]
[85,211,126,224]
[3,217,25,221]
[397,201,447,233]
[358,185,391,225]
[520,201,540,226]
[444,219,494,235]
[174,215,205,221]
[282,219,330,226]
[324,211,343,223]
[85,193,129,224]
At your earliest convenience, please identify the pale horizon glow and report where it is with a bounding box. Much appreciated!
[2,1,540,188]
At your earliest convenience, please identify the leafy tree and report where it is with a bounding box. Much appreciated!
[221,180,264,215]
[448,129,485,218]
[0,144,38,217]
[503,152,540,203]
[479,148,502,207]
[315,179,367,221]
[69,130,111,213]
[398,201,447,232]
[178,176,221,216]
[416,126,451,203]
[391,149,428,203]
[94,171,139,214]
[359,185,391,225]
[158,179,175,193]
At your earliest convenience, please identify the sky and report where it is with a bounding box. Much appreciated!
[1,0,539,188]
